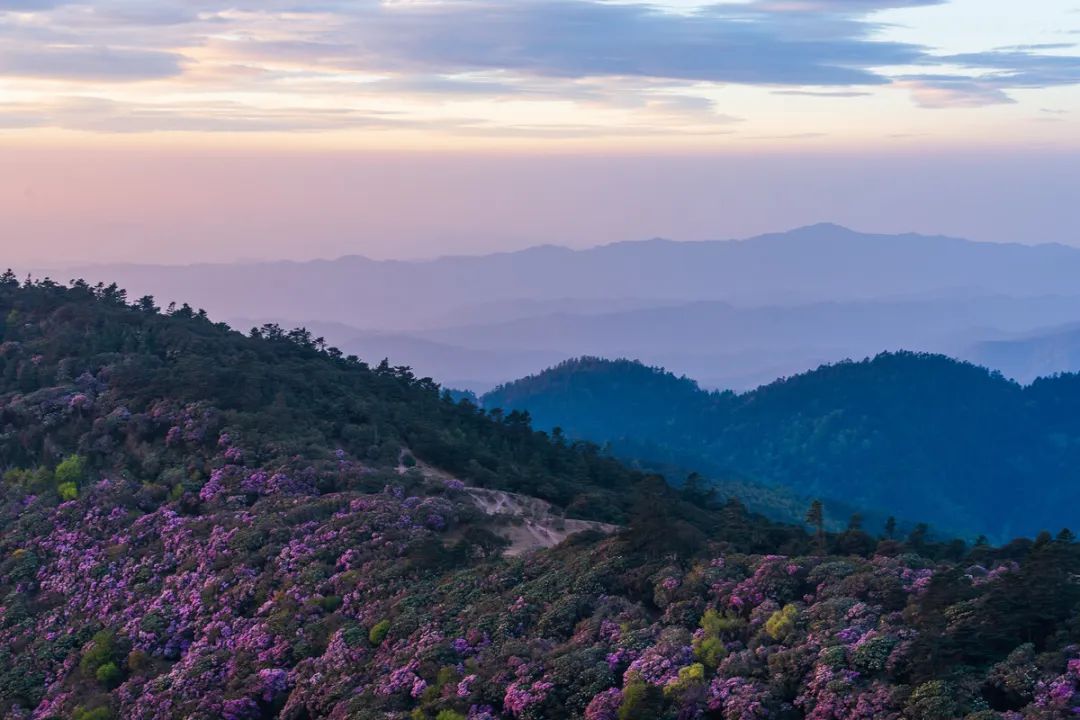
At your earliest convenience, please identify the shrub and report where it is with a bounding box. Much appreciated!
[700,608,743,636]
[126,649,150,673]
[664,663,705,696]
[80,630,121,678]
[765,604,799,641]
[906,680,959,720]
[95,662,122,688]
[694,635,727,669]
[618,678,661,720]
[58,482,78,501]
[72,708,113,720]
[54,454,86,486]
[694,609,738,668]
[851,634,898,673]
[369,619,391,646]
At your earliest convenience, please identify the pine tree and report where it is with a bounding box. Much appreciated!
[806,500,825,553]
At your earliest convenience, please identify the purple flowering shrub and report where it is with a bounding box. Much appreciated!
[6,468,1080,720]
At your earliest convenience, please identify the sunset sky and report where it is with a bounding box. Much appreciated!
[2,0,1079,264]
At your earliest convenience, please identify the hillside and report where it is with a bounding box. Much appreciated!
[483,354,1080,540]
[6,277,1080,720]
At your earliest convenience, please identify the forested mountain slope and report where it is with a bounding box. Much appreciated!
[4,277,1080,720]
[483,355,1080,539]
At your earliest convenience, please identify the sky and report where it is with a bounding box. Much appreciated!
[1,0,1079,264]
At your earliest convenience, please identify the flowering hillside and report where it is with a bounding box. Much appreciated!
[2,276,1080,720]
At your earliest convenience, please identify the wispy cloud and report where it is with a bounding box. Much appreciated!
[0,0,1078,138]
[3,0,929,86]
[771,89,873,97]
[0,45,184,81]
[899,48,1080,108]
[899,77,1016,109]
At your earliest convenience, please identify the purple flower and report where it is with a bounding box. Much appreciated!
[458,674,478,697]
[585,688,623,720]
[256,668,290,701]
[221,698,260,720]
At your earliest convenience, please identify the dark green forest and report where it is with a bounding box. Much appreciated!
[483,355,1080,540]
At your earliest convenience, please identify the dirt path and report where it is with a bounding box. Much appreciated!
[466,487,619,556]
[398,449,619,555]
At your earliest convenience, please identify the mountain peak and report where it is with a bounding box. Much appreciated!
[783,222,860,237]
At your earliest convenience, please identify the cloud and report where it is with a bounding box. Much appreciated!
[5,0,932,87]
[747,0,945,10]
[745,131,828,139]
[3,0,1072,93]
[943,49,1080,88]
[0,0,70,9]
[1,0,1079,137]
[0,45,185,81]
[771,89,872,97]
[0,89,747,136]
[899,77,1016,109]
[257,0,926,86]
[899,48,1080,107]
[0,96,450,133]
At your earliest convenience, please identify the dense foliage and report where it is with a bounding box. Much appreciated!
[5,280,1080,720]
[0,278,644,524]
[483,356,1080,539]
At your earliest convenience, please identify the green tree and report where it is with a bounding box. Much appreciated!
[905,680,958,720]
[765,604,799,641]
[95,662,122,688]
[806,500,825,553]
[54,454,86,486]
[368,619,391,646]
[80,630,119,676]
[73,708,114,720]
[618,678,662,720]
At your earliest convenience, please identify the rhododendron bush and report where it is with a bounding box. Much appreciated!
[2,277,1080,719]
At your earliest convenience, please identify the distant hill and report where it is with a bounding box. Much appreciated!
[421,294,1080,390]
[965,322,1080,384]
[483,353,1080,539]
[52,224,1080,332]
[47,224,1080,392]
[228,291,1080,393]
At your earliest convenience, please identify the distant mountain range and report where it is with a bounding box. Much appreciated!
[231,291,1080,392]
[482,353,1080,540]
[48,223,1080,390]
[417,294,1080,390]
